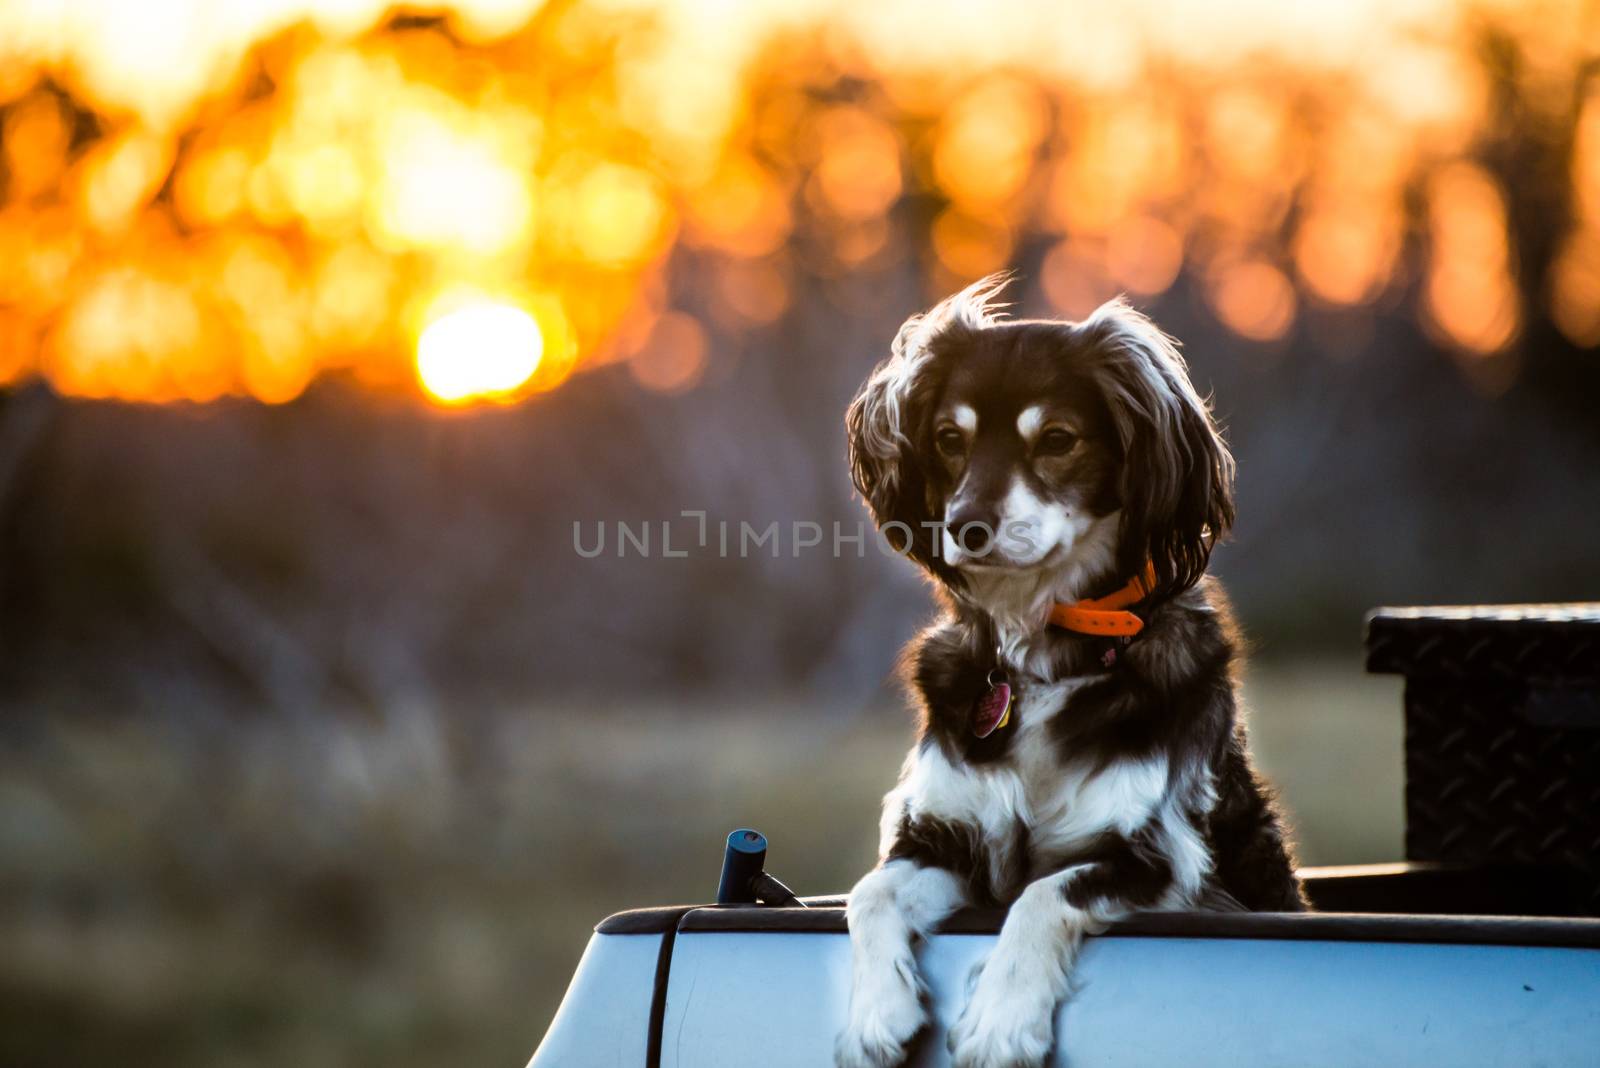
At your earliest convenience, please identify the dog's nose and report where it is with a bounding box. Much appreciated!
[947,506,998,556]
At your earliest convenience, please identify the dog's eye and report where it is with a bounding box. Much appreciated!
[935,427,966,456]
[1036,428,1078,456]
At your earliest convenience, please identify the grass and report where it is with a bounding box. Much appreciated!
[0,659,1401,1068]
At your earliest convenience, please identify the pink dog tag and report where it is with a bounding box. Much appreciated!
[972,681,1013,738]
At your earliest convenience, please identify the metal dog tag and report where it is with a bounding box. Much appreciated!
[973,675,1013,738]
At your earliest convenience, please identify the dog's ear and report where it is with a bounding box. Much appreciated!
[844,314,948,575]
[846,273,1012,578]
[1079,298,1235,598]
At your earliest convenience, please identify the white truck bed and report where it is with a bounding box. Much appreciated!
[531,883,1600,1068]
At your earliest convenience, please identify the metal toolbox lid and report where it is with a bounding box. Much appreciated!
[1365,604,1600,684]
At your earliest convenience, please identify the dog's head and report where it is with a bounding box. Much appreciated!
[846,274,1234,604]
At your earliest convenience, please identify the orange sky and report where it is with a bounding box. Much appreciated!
[0,0,1596,404]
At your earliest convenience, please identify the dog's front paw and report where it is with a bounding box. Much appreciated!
[835,954,927,1068]
[946,962,1056,1068]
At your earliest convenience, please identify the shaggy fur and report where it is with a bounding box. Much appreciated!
[836,275,1305,1068]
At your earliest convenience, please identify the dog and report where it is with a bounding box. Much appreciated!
[835,275,1306,1068]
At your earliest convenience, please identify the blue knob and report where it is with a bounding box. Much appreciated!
[716,828,768,903]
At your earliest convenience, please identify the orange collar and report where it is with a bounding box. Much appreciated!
[1047,563,1157,638]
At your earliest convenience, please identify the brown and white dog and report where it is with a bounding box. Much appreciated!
[836,275,1305,1068]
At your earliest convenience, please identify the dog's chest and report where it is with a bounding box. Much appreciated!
[1003,678,1165,861]
[1008,679,1082,807]
[884,672,1171,896]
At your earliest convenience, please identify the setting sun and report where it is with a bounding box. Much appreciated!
[416,302,543,404]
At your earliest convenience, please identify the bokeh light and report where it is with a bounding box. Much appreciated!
[0,0,1596,405]
[629,310,708,394]
[1550,83,1600,348]
[1423,162,1521,357]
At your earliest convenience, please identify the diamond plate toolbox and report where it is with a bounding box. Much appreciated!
[1366,604,1600,912]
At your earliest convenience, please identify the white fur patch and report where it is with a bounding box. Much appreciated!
[880,744,1027,895]
[1153,769,1217,906]
[951,404,977,434]
[1027,755,1168,860]
[1156,806,1212,906]
[1015,405,1046,443]
[997,477,1074,566]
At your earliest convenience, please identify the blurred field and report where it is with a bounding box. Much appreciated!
[0,659,1400,1068]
